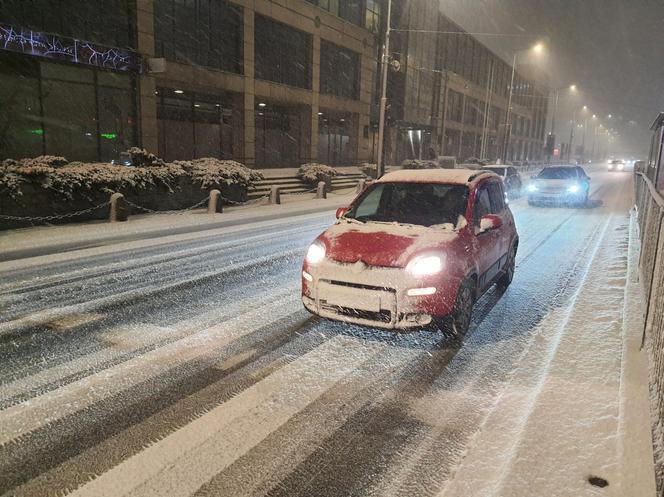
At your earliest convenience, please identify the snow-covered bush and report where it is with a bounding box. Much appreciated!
[176,158,263,189]
[400,159,438,170]
[358,162,378,178]
[0,152,262,200]
[297,163,338,184]
[125,147,165,167]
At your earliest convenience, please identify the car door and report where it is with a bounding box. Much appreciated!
[472,182,502,291]
[487,180,513,270]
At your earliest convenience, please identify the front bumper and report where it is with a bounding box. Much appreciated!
[528,191,585,204]
[302,259,458,330]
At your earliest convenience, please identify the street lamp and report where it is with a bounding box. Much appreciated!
[502,42,545,162]
[376,0,393,178]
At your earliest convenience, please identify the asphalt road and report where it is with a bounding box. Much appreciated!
[0,169,634,497]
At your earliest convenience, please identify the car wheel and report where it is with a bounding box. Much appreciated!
[445,278,476,337]
[497,245,517,290]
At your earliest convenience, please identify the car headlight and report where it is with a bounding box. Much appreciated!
[567,184,580,193]
[305,241,326,264]
[617,164,624,170]
[527,184,538,192]
[407,254,445,277]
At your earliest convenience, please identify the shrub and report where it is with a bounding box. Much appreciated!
[176,158,263,189]
[0,152,262,200]
[358,162,378,178]
[297,163,338,184]
[400,159,439,170]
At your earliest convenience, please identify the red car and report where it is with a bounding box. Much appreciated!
[301,169,519,335]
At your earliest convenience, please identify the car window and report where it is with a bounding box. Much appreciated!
[487,182,505,213]
[473,186,492,226]
[538,167,575,179]
[346,182,469,228]
[353,184,383,219]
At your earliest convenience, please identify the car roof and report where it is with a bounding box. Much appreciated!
[377,168,497,186]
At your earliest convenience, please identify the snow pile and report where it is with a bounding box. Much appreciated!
[0,152,262,199]
[297,163,338,184]
[176,158,264,190]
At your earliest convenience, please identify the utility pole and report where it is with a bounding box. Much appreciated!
[502,52,518,163]
[376,0,392,178]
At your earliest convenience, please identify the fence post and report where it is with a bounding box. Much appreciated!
[316,181,327,199]
[270,186,281,205]
[109,193,129,223]
[356,179,366,194]
[208,189,222,214]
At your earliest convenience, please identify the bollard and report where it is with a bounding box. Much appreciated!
[356,179,366,194]
[208,189,223,214]
[109,192,129,223]
[269,186,281,205]
[316,181,327,199]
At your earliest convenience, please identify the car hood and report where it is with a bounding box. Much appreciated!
[319,220,459,268]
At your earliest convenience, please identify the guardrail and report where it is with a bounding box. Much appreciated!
[634,171,664,488]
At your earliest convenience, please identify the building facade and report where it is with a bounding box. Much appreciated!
[0,0,546,168]
[0,0,379,168]
[381,0,549,165]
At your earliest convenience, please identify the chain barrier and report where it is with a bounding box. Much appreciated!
[122,195,212,216]
[0,201,111,222]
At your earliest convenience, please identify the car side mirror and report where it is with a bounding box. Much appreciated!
[336,207,349,219]
[479,214,503,233]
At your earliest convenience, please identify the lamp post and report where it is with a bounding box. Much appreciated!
[376,0,392,178]
[502,43,544,163]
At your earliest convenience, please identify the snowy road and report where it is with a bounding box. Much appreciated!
[0,170,644,496]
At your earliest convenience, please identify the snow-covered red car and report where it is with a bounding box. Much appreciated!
[301,169,519,335]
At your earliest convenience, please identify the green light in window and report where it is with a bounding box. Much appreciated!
[101,133,118,140]
[29,129,44,136]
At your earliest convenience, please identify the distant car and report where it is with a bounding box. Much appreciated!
[482,166,523,198]
[301,169,519,336]
[608,159,625,172]
[527,166,591,207]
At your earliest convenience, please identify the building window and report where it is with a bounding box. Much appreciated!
[155,0,243,74]
[255,16,311,89]
[318,112,353,166]
[0,0,134,48]
[365,0,381,33]
[0,53,136,162]
[320,41,360,100]
[447,90,463,123]
[156,88,234,162]
[307,0,363,26]
[255,105,302,168]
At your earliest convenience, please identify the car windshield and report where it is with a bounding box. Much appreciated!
[345,183,469,228]
[484,167,507,176]
[611,160,624,164]
[538,167,576,180]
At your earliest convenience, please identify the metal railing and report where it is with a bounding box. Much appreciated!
[634,172,664,490]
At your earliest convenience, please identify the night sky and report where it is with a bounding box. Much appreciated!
[438,0,664,155]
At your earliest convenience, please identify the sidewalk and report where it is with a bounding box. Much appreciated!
[439,210,657,497]
[0,189,357,263]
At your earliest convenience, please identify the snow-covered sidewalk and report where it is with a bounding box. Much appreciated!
[439,210,657,497]
[0,189,356,259]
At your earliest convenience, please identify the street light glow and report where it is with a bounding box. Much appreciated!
[532,42,544,53]
[570,84,577,91]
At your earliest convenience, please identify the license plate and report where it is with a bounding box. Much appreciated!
[318,283,381,312]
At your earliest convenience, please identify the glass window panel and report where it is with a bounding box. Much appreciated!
[41,78,98,162]
[97,83,135,162]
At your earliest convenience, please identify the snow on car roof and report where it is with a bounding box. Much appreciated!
[376,168,494,185]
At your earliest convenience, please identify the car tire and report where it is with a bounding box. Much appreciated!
[444,278,476,338]
[497,245,517,290]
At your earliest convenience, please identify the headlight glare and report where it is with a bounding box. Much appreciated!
[408,255,444,276]
[567,184,580,193]
[305,241,326,264]
[527,184,538,192]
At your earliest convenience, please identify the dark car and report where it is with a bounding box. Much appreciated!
[482,166,523,198]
